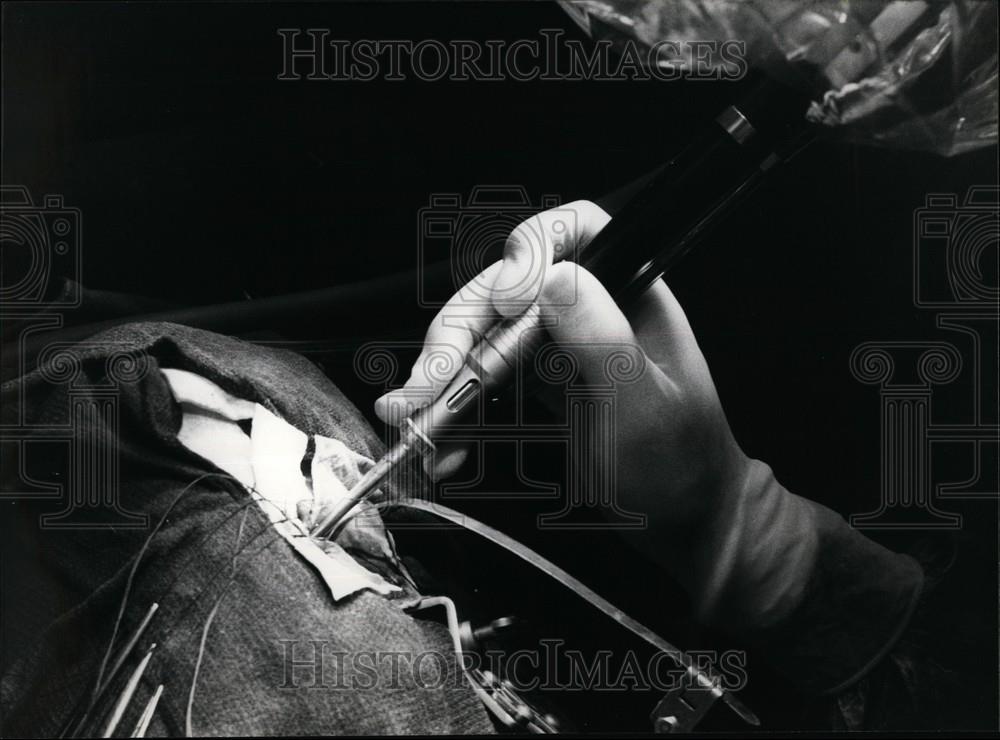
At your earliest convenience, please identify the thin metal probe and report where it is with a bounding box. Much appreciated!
[311,428,422,538]
[101,643,156,738]
[130,684,163,738]
[95,604,159,701]
[64,603,159,738]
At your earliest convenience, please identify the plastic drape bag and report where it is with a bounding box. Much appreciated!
[559,0,998,155]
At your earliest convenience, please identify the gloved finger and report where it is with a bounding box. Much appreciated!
[492,200,611,318]
[535,277,694,415]
[539,263,736,531]
[376,201,611,425]
[374,262,503,426]
[537,261,679,430]
[625,278,709,385]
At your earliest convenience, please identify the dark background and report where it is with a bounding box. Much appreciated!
[2,1,997,731]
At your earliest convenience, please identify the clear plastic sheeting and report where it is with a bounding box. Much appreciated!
[559,0,998,155]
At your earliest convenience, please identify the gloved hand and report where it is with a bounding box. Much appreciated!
[375,200,923,694]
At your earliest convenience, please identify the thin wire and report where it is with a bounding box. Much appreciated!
[184,580,235,738]
[152,474,319,614]
[66,473,265,737]
[91,474,219,701]
[130,684,164,738]
[384,498,760,727]
[78,460,385,737]
[184,519,284,737]
[100,644,156,738]
[157,520,278,644]
[152,496,262,608]
[186,494,252,738]
[93,604,159,700]
[64,473,230,739]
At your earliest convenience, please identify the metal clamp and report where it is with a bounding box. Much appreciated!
[649,664,725,733]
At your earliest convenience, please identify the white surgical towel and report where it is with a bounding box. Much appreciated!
[161,367,400,600]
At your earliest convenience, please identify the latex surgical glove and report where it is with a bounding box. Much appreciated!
[376,201,922,695]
